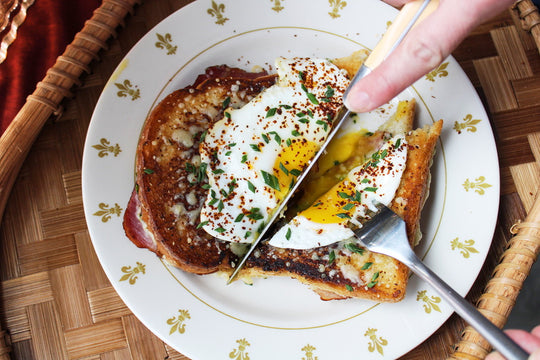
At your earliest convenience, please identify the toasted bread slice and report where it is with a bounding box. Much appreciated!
[123,57,443,302]
[241,119,442,302]
[124,67,276,274]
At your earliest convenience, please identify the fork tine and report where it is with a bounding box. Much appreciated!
[348,203,409,258]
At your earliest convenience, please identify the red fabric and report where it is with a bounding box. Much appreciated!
[0,0,101,136]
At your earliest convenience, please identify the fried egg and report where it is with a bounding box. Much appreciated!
[268,134,408,249]
[199,57,349,243]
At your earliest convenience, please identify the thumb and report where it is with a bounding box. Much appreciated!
[344,0,477,113]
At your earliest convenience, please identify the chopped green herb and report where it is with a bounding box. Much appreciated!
[143,168,154,174]
[241,154,248,163]
[316,120,328,131]
[247,208,264,221]
[215,227,226,233]
[291,130,301,137]
[345,284,354,292]
[364,131,374,137]
[279,162,289,176]
[285,228,292,240]
[395,138,402,148]
[367,271,380,288]
[234,213,245,222]
[199,130,207,142]
[250,144,261,152]
[196,220,209,229]
[290,169,301,177]
[328,250,335,265]
[361,178,370,184]
[247,180,256,193]
[298,117,310,124]
[364,187,378,192]
[298,71,305,81]
[321,86,335,102]
[361,262,373,270]
[244,231,252,239]
[338,191,352,199]
[262,133,270,144]
[336,213,351,219]
[266,107,277,118]
[261,170,281,191]
[212,168,225,174]
[342,203,355,211]
[286,138,292,147]
[217,200,224,212]
[224,112,231,119]
[222,96,231,110]
[225,151,232,156]
[344,243,364,255]
[280,104,292,109]
[269,131,281,144]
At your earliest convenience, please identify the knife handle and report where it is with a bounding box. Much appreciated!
[364,0,439,70]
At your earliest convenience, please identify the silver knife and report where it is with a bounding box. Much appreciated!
[227,0,438,284]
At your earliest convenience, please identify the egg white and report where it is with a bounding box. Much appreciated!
[199,57,349,243]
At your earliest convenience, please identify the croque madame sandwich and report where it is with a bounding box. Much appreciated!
[123,50,443,302]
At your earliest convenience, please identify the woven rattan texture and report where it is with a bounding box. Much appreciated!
[0,1,539,359]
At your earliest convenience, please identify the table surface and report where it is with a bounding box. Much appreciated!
[0,1,539,359]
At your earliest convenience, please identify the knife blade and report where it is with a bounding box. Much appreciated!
[227,0,438,284]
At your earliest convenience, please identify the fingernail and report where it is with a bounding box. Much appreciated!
[344,89,371,113]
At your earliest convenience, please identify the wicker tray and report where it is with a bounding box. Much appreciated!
[0,1,539,359]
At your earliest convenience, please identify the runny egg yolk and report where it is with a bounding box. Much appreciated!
[299,178,358,224]
[273,139,318,200]
[296,130,384,211]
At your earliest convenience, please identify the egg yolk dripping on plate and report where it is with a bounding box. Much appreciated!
[268,134,407,249]
[199,57,349,243]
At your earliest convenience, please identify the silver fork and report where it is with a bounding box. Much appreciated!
[350,203,529,360]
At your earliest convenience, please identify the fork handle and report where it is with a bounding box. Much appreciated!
[402,253,529,360]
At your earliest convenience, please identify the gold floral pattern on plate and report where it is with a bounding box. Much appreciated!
[167,309,191,335]
[93,202,122,222]
[417,290,442,314]
[301,344,318,360]
[119,262,146,285]
[425,62,449,82]
[451,238,479,258]
[229,338,250,360]
[208,0,229,25]
[270,0,284,12]
[454,114,482,134]
[365,328,388,356]
[92,138,121,157]
[328,0,347,18]
[155,33,178,55]
[463,176,492,195]
[114,79,140,100]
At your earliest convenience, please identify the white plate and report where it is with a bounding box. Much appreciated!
[82,1,500,359]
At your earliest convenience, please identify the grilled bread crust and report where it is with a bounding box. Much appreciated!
[123,60,443,302]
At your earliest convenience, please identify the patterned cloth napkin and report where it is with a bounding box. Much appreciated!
[0,0,100,135]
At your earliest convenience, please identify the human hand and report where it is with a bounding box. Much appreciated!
[344,0,516,113]
[485,325,540,360]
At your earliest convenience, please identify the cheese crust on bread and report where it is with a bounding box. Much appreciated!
[123,53,443,302]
